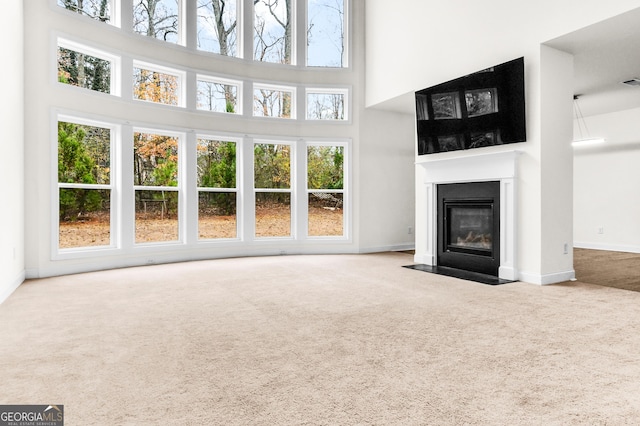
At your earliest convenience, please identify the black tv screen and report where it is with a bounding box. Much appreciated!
[415,57,526,155]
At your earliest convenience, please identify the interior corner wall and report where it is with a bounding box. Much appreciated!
[574,108,640,253]
[539,45,575,280]
[358,108,415,252]
[0,1,25,303]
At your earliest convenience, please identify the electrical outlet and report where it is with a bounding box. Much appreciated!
[408,226,413,235]
[597,227,604,234]
[563,243,569,254]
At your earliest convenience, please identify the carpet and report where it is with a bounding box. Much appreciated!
[2,252,640,424]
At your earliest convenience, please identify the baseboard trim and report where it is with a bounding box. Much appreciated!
[518,269,576,285]
[574,242,640,254]
[0,270,25,305]
[359,243,415,254]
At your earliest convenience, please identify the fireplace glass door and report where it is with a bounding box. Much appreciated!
[446,203,493,255]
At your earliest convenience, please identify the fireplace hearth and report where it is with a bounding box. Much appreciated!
[437,181,500,276]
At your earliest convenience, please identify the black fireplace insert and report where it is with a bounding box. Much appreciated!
[437,181,500,276]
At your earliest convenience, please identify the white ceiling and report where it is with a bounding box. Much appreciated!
[373,7,640,118]
[545,6,640,118]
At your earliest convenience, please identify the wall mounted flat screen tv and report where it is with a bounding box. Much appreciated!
[415,57,526,155]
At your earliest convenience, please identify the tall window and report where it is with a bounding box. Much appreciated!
[254,142,291,237]
[57,0,111,23]
[57,40,116,95]
[253,84,294,119]
[307,144,344,236]
[307,0,345,67]
[306,88,347,120]
[133,131,181,243]
[197,138,238,239]
[197,75,241,114]
[57,119,113,249]
[197,0,238,57]
[254,0,293,64]
[133,62,183,107]
[133,0,180,44]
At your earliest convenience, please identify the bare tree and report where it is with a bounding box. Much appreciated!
[133,0,178,42]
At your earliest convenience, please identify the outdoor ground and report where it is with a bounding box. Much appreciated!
[59,206,343,249]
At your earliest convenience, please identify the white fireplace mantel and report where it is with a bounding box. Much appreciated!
[415,150,521,281]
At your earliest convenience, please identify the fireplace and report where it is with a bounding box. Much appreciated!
[437,181,500,276]
[414,150,520,281]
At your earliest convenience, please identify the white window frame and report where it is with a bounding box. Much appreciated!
[305,140,348,239]
[57,37,122,96]
[252,83,296,119]
[54,114,119,255]
[132,127,185,245]
[132,60,186,108]
[196,75,243,115]
[253,139,295,239]
[305,87,349,121]
[196,134,242,241]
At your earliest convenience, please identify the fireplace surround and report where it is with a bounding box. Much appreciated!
[415,150,520,281]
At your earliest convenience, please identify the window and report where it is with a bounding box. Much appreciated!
[133,130,181,243]
[197,137,238,239]
[196,0,239,57]
[254,0,293,64]
[196,75,241,114]
[307,144,344,236]
[307,0,346,67]
[306,88,347,120]
[254,142,291,237]
[253,84,295,118]
[57,0,111,23]
[57,40,117,95]
[133,62,184,107]
[57,118,113,249]
[133,0,180,44]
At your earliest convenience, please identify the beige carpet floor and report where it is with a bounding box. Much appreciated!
[2,252,640,424]
[574,248,640,292]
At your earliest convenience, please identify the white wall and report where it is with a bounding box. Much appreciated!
[358,108,415,252]
[21,0,415,279]
[0,1,25,303]
[365,1,640,109]
[365,1,640,283]
[574,107,640,252]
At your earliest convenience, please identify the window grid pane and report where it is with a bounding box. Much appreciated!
[254,0,293,64]
[307,92,345,120]
[57,0,111,22]
[133,0,179,43]
[197,0,238,56]
[58,47,112,94]
[197,80,239,113]
[135,189,179,243]
[307,0,345,67]
[133,67,180,106]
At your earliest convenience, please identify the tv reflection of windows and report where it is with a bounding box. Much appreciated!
[465,88,498,117]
